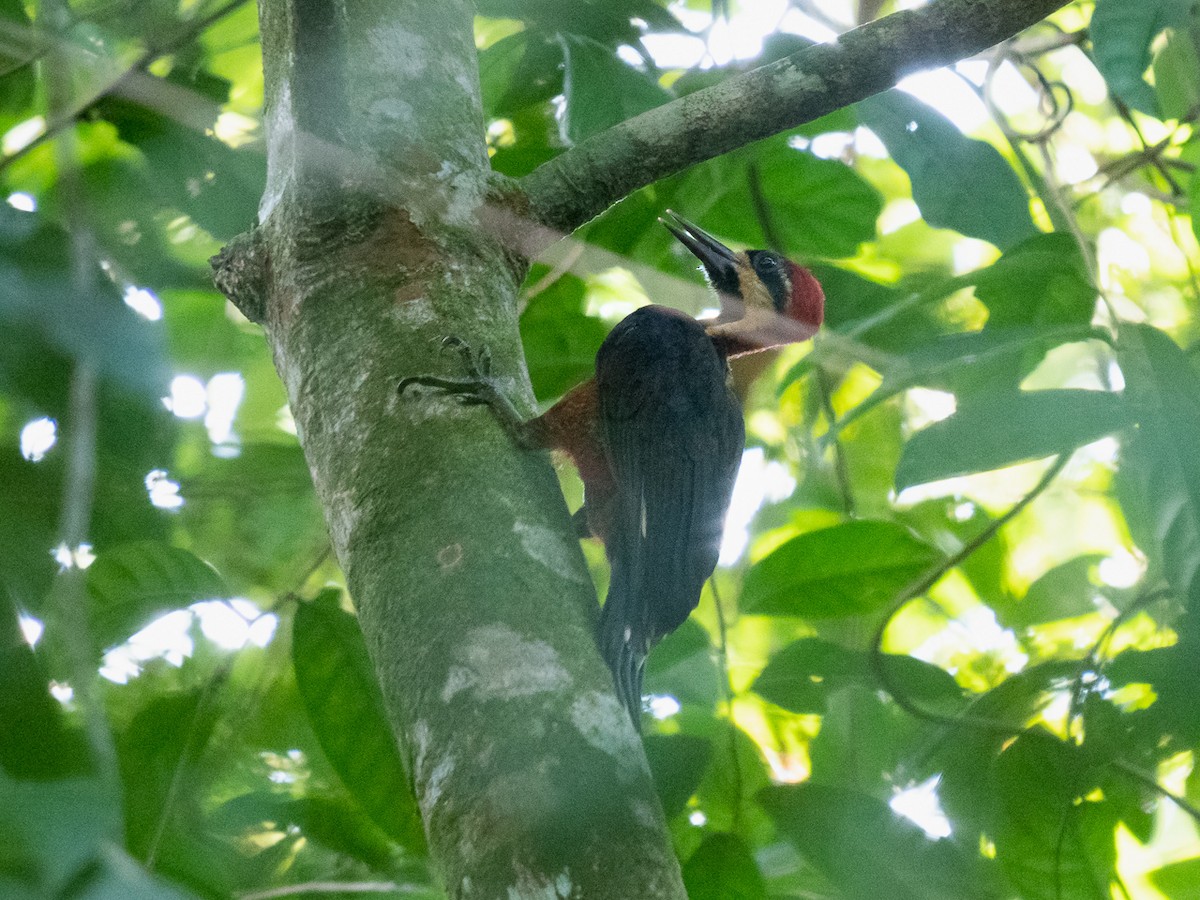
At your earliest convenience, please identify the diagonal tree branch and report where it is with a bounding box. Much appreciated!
[520,0,1073,238]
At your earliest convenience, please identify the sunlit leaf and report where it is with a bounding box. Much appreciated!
[519,271,609,401]
[896,389,1133,490]
[969,233,1095,329]
[1116,325,1200,623]
[760,783,1003,899]
[687,140,883,259]
[742,521,944,618]
[753,637,962,715]
[991,731,1114,900]
[857,90,1037,250]
[1153,26,1200,121]
[1091,0,1193,115]
[86,543,227,653]
[292,590,425,851]
[561,33,672,143]
[997,555,1106,629]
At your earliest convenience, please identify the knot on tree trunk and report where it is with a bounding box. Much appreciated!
[210,229,269,325]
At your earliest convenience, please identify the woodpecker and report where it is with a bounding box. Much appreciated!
[399,212,824,729]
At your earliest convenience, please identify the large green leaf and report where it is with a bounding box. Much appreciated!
[760,783,1003,900]
[0,772,124,897]
[1091,0,1193,115]
[118,690,220,859]
[857,90,1037,250]
[519,270,609,401]
[1153,24,1200,120]
[895,389,1134,491]
[0,588,87,779]
[92,93,265,242]
[741,521,944,618]
[561,33,672,143]
[752,637,962,716]
[683,833,766,900]
[643,733,712,819]
[990,731,1115,900]
[477,0,677,44]
[480,30,564,120]
[969,233,1095,329]
[86,543,228,653]
[1116,325,1200,616]
[997,555,1106,629]
[685,140,883,260]
[292,590,425,851]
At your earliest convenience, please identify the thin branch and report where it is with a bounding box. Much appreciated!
[521,0,1074,239]
[868,453,1069,732]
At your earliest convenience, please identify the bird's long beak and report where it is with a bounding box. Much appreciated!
[659,211,741,319]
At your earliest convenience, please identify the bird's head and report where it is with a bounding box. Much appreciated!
[660,210,824,353]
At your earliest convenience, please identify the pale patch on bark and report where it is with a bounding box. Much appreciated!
[368,96,414,123]
[444,623,571,702]
[260,78,293,221]
[513,522,588,584]
[421,752,455,816]
[507,865,575,900]
[570,691,645,777]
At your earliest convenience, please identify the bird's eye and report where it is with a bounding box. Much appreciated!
[755,255,777,272]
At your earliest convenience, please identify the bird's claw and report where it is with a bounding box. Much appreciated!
[398,336,495,405]
[440,335,491,379]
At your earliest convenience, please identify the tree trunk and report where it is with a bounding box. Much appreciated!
[239,0,686,897]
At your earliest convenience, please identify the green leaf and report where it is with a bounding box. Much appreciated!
[519,271,609,401]
[118,689,220,860]
[896,389,1134,491]
[0,772,122,896]
[292,590,425,851]
[1091,0,1193,115]
[86,543,227,653]
[1116,324,1200,615]
[753,638,962,715]
[969,233,1095,329]
[742,521,944,618]
[0,0,34,115]
[1149,857,1200,899]
[477,0,677,45]
[857,90,1037,250]
[991,732,1114,900]
[688,141,883,259]
[92,96,265,241]
[1153,26,1200,120]
[683,833,766,900]
[561,33,672,143]
[645,618,719,710]
[0,589,87,778]
[998,555,1106,629]
[643,734,712,819]
[480,30,564,120]
[760,783,1002,900]
[215,792,398,870]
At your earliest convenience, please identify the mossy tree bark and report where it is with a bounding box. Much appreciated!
[212,0,1074,896]
[231,1,683,898]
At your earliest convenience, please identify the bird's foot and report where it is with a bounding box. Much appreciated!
[399,337,534,447]
[398,336,496,402]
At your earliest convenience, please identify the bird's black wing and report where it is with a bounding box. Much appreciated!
[594,306,744,726]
